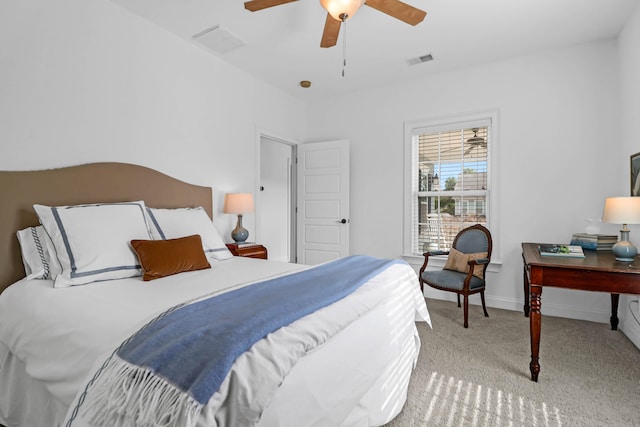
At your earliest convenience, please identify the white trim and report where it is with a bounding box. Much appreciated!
[403,109,500,263]
[254,128,300,261]
[422,287,612,324]
[403,254,503,273]
[254,128,301,199]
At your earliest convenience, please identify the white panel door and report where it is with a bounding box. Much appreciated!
[297,140,349,265]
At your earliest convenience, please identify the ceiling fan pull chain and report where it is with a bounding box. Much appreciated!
[342,14,347,77]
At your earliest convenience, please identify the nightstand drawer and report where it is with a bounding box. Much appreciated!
[226,243,268,259]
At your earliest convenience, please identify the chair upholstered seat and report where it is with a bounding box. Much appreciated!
[419,224,493,328]
[422,270,485,291]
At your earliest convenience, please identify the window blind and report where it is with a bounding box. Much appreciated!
[412,123,490,254]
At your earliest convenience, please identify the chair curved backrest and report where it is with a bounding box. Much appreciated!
[452,224,492,260]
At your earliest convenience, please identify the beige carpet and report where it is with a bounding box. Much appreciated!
[385,299,640,427]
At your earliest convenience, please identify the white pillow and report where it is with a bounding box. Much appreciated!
[146,207,233,260]
[33,201,152,287]
[16,226,61,280]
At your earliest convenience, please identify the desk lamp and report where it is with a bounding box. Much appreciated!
[602,197,640,261]
[223,193,255,243]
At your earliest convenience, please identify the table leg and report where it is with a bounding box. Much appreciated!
[529,284,542,382]
[611,293,620,330]
[523,254,530,317]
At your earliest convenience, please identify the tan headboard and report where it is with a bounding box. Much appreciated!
[0,162,212,293]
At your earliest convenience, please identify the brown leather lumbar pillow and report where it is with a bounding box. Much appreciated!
[131,234,211,281]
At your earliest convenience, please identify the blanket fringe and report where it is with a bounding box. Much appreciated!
[82,355,202,427]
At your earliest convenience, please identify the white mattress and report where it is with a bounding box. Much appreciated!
[0,257,430,427]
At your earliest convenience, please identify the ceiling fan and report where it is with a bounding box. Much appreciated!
[439,129,487,156]
[243,0,427,48]
[464,128,487,155]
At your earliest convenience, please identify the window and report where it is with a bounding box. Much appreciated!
[404,114,496,257]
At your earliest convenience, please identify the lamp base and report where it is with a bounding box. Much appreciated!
[612,229,637,262]
[231,214,249,243]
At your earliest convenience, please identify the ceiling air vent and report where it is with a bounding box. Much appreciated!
[193,25,245,54]
[406,54,433,66]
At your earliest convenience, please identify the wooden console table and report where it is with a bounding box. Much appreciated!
[522,242,640,382]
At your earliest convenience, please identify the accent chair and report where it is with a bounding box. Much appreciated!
[419,224,493,328]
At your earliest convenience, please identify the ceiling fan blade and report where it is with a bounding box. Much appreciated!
[320,13,341,48]
[244,0,298,12]
[364,0,426,25]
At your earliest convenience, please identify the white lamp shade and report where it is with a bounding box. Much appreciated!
[319,0,365,21]
[223,193,255,214]
[602,197,640,225]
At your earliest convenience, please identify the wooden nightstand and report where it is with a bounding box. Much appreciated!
[226,243,268,260]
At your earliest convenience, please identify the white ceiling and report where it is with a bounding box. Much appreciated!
[109,0,639,102]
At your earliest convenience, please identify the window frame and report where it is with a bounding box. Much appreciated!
[403,110,500,266]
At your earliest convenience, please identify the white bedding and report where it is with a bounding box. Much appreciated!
[0,257,430,427]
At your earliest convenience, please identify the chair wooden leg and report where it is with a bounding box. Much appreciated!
[463,295,469,328]
[457,294,461,307]
[480,291,489,317]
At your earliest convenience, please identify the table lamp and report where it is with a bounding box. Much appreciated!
[602,197,640,261]
[223,193,255,243]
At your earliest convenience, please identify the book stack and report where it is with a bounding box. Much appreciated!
[569,233,618,251]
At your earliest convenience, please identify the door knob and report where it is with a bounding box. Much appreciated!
[337,219,348,224]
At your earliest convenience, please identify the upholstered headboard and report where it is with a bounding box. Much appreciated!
[0,163,213,294]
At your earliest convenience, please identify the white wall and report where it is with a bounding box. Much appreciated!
[617,3,640,348]
[307,40,624,323]
[0,0,306,237]
[2,0,639,344]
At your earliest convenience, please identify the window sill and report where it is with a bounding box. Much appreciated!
[403,254,502,273]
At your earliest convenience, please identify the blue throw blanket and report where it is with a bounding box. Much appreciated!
[76,255,402,427]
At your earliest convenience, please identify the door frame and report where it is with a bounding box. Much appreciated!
[255,129,299,262]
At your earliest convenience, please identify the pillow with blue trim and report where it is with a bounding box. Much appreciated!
[33,201,152,287]
[146,207,233,260]
[16,225,62,280]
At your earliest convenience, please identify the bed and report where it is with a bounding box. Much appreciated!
[0,162,430,427]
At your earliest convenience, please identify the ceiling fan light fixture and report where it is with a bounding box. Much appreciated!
[320,0,365,21]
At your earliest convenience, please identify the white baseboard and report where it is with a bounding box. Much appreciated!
[417,265,639,350]
[424,291,611,323]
